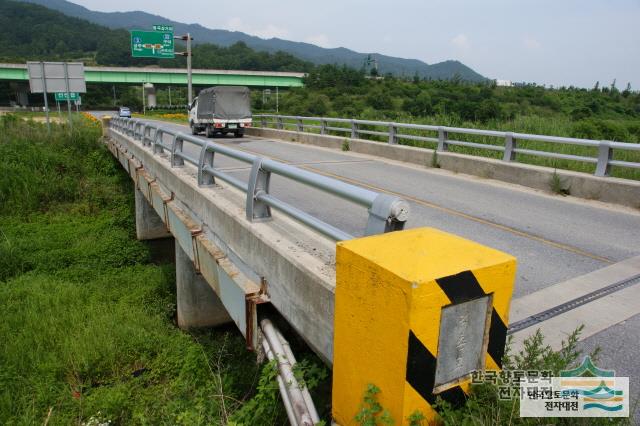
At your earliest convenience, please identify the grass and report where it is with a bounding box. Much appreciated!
[0,115,281,425]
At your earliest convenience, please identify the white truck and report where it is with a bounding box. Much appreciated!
[188,86,252,138]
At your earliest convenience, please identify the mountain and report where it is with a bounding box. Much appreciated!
[16,0,487,81]
[0,0,311,71]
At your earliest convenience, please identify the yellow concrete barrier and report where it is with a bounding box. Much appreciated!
[332,227,516,425]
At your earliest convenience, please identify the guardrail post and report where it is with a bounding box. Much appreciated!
[197,144,215,186]
[365,194,409,235]
[146,127,154,147]
[246,157,272,221]
[333,228,517,425]
[437,126,449,151]
[153,129,164,154]
[277,117,284,130]
[388,123,398,145]
[320,119,327,135]
[595,141,612,177]
[171,133,185,167]
[140,124,146,143]
[351,120,359,139]
[296,118,304,132]
[261,116,267,128]
[503,132,516,161]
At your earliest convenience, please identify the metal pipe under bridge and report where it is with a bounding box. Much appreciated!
[0,63,305,87]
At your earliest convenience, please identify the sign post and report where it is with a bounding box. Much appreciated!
[39,62,50,133]
[63,62,73,130]
[27,62,86,131]
[173,33,194,105]
[130,26,193,107]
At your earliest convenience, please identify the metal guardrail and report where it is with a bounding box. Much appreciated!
[111,117,410,241]
[253,114,640,177]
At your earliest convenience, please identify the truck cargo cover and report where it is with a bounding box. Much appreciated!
[197,86,251,120]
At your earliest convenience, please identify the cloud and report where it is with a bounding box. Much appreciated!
[223,17,289,39]
[305,34,331,48]
[523,36,542,50]
[451,33,470,49]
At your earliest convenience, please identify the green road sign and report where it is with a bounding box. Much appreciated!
[131,30,174,58]
[153,24,173,32]
[54,92,79,101]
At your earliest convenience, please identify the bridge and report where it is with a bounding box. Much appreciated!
[1,63,304,107]
[102,114,640,424]
[0,63,304,87]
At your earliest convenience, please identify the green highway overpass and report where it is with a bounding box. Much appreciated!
[0,63,305,87]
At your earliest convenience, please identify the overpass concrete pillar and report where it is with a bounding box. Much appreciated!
[135,188,171,240]
[144,83,157,109]
[175,242,232,329]
[11,82,29,106]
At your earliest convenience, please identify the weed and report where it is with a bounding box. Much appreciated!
[430,151,440,168]
[228,360,285,426]
[355,384,394,426]
[407,410,426,426]
[342,139,350,151]
[549,170,571,195]
[0,119,262,424]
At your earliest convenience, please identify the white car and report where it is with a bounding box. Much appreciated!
[117,107,131,118]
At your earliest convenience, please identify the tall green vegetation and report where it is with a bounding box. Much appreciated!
[280,65,640,144]
[0,116,272,424]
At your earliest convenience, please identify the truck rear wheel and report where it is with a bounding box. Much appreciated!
[205,125,215,138]
[234,131,244,138]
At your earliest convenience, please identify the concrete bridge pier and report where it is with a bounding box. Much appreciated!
[134,188,231,329]
[175,242,232,329]
[144,83,157,109]
[10,82,29,106]
[135,188,170,240]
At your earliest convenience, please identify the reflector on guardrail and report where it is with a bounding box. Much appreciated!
[332,227,516,424]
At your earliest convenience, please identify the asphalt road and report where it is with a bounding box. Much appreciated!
[114,116,640,298]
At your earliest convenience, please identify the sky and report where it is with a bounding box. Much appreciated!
[71,0,640,88]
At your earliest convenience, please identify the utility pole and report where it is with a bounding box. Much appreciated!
[175,33,193,106]
[168,86,172,108]
[142,81,146,115]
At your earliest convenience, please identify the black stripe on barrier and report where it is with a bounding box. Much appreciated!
[435,270,509,368]
[488,309,507,368]
[406,330,466,407]
[435,270,485,303]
